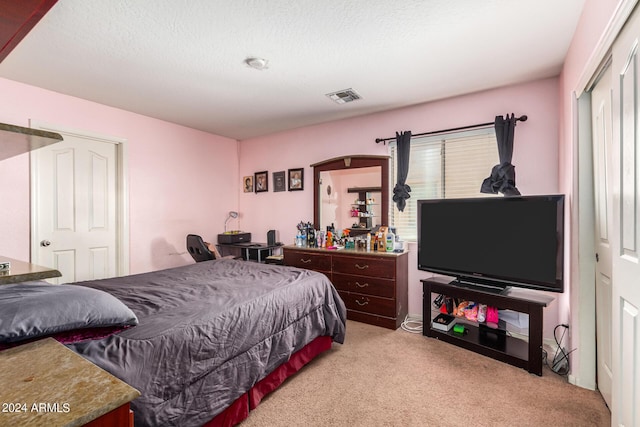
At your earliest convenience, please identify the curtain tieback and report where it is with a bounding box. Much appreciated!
[480,162,520,196]
[393,183,412,211]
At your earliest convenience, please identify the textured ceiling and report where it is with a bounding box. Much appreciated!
[0,0,586,140]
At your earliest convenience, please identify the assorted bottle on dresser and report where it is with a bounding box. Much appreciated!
[295,221,402,253]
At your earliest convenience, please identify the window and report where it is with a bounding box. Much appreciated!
[389,128,498,241]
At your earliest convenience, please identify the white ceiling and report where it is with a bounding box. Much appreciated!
[0,0,586,140]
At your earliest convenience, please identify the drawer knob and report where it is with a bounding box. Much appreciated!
[354,263,369,270]
[300,258,312,264]
[355,298,370,306]
[355,281,369,288]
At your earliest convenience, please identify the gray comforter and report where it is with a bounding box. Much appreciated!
[67,259,346,427]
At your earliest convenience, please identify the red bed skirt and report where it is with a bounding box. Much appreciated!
[203,335,333,427]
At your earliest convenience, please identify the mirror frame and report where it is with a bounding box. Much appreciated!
[311,155,390,229]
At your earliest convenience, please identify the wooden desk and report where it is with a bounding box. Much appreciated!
[0,256,61,285]
[0,338,140,426]
[218,242,282,263]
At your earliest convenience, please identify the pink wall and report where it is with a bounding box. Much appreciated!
[558,0,622,384]
[0,0,624,381]
[239,77,561,333]
[0,77,239,274]
[559,0,621,224]
[0,72,563,338]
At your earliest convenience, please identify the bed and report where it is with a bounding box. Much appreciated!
[0,259,346,427]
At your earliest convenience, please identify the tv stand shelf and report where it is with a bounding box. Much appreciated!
[422,277,554,376]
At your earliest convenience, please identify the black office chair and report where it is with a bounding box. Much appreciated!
[187,234,238,262]
[186,234,215,262]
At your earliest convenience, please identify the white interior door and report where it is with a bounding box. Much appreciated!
[591,63,613,409]
[31,130,119,283]
[611,7,640,425]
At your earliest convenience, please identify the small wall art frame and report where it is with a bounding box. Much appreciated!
[254,171,268,193]
[273,171,286,192]
[243,176,253,193]
[288,168,304,191]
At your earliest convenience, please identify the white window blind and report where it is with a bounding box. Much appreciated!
[389,128,499,241]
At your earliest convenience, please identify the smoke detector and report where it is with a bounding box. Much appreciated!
[326,88,362,104]
[244,57,269,70]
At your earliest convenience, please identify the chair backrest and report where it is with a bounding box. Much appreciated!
[186,234,214,262]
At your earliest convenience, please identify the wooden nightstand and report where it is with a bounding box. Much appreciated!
[0,256,61,285]
[0,338,140,426]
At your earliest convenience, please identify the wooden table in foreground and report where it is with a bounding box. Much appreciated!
[0,256,61,285]
[0,338,140,427]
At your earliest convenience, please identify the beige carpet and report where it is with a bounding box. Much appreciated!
[241,320,610,427]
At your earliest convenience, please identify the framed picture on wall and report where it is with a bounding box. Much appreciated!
[243,176,253,193]
[273,171,286,192]
[288,168,304,191]
[254,171,268,193]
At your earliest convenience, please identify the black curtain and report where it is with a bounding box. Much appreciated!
[393,131,412,211]
[480,114,521,196]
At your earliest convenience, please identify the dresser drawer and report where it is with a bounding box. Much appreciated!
[284,249,332,272]
[332,273,395,298]
[332,255,396,279]
[338,291,396,317]
[281,246,407,329]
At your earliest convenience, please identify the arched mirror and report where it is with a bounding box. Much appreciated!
[312,155,389,235]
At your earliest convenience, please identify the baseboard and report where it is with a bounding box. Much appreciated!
[405,313,423,321]
[543,337,557,355]
[568,374,597,390]
[509,334,562,368]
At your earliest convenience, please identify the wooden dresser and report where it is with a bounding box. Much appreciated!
[283,246,408,329]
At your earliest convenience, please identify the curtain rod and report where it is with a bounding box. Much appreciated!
[375,114,528,145]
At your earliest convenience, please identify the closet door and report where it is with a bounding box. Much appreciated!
[591,63,613,409]
[610,7,640,425]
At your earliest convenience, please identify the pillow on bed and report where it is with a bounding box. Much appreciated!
[0,281,138,344]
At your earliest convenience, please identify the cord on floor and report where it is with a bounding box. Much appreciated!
[545,323,575,376]
[401,314,423,333]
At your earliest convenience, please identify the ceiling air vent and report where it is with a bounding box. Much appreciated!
[326,88,362,104]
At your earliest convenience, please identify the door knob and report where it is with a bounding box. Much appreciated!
[40,240,51,247]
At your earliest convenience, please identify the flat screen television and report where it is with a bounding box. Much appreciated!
[417,195,565,293]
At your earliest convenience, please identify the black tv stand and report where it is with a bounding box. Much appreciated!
[422,277,554,376]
